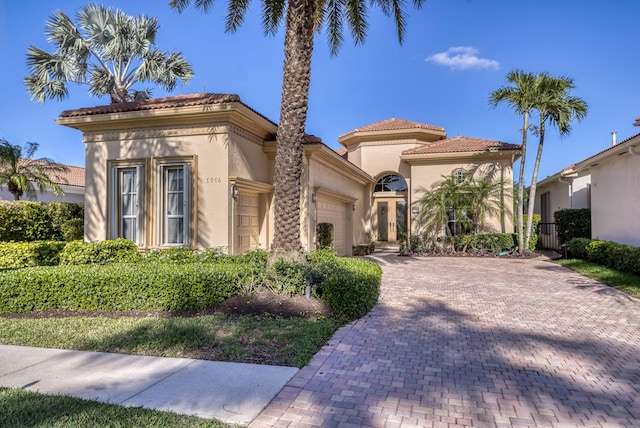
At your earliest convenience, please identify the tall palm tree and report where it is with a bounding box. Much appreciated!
[25,4,194,104]
[171,0,425,252]
[489,70,538,253]
[465,176,511,234]
[524,75,587,248]
[0,139,69,201]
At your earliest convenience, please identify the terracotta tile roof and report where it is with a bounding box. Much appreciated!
[60,93,242,117]
[402,136,521,155]
[340,118,445,136]
[634,116,640,126]
[335,148,348,157]
[303,134,322,144]
[13,159,85,187]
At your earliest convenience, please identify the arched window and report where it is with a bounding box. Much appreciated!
[374,175,407,192]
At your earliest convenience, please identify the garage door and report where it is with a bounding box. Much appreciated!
[317,198,347,256]
[236,193,260,254]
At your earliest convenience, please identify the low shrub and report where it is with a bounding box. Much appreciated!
[321,257,381,319]
[138,246,229,264]
[568,237,591,259]
[60,219,84,241]
[0,262,244,313]
[59,239,139,265]
[316,223,334,250]
[0,241,66,268]
[0,201,84,242]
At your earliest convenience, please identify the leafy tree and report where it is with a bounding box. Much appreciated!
[0,139,69,201]
[489,70,538,253]
[413,172,510,240]
[25,4,194,104]
[171,0,426,252]
[524,75,587,249]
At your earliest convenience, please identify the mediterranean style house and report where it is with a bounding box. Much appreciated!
[56,93,521,255]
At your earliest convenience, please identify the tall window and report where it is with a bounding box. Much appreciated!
[453,169,466,184]
[159,163,190,245]
[112,165,144,244]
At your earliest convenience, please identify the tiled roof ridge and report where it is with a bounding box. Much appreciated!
[12,159,85,187]
[59,93,278,128]
[340,118,445,137]
[402,135,521,155]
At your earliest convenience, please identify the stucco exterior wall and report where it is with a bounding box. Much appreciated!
[409,159,515,233]
[355,141,418,179]
[306,153,370,253]
[83,128,231,249]
[590,152,640,246]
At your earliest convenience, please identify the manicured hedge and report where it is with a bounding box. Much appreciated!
[0,262,244,313]
[555,209,591,245]
[321,257,381,319]
[0,201,84,242]
[0,241,66,268]
[567,237,640,275]
[58,239,139,265]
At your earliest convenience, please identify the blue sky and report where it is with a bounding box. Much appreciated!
[1,0,638,183]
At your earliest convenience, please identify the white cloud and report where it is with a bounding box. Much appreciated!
[425,46,500,70]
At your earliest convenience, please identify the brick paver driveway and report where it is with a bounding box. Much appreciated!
[251,254,640,427]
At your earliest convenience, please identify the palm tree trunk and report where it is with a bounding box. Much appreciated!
[525,123,545,250]
[516,111,529,254]
[271,0,316,252]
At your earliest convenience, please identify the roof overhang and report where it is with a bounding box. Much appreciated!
[56,101,278,141]
[339,128,447,147]
[401,149,521,165]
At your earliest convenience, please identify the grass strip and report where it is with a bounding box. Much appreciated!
[556,259,640,299]
[0,387,229,427]
[0,313,344,368]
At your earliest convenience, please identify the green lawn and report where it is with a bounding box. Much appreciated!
[556,259,640,298]
[0,387,230,428]
[0,313,343,368]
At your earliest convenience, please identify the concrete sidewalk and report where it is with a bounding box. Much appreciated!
[0,344,298,426]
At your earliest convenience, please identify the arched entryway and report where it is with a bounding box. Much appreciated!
[373,174,407,244]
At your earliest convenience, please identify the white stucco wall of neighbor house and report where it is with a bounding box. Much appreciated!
[589,151,640,246]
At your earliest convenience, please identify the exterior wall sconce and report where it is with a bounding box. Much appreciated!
[352,203,356,211]
[311,193,316,203]
[231,184,239,200]
[412,206,419,215]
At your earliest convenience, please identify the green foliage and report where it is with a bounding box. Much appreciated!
[316,223,334,250]
[321,257,381,319]
[569,238,640,275]
[410,232,516,253]
[0,201,83,242]
[58,239,139,265]
[568,237,591,259]
[60,218,84,241]
[0,241,66,268]
[26,4,194,103]
[554,208,591,244]
[0,262,243,313]
[138,246,229,264]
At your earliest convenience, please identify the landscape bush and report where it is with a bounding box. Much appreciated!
[58,239,139,265]
[0,262,244,313]
[568,237,591,259]
[321,257,381,319]
[568,237,640,275]
[0,241,66,268]
[0,244,383,319]
[554,209,591,245]
[0,201,83,242]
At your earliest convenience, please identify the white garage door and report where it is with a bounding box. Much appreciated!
[317,198,347,256]
[236,193,260,254]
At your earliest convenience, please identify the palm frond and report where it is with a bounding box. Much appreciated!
[226,0,252,33]
[262,0,287,36]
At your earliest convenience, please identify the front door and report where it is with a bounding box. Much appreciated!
[377,201,388,241]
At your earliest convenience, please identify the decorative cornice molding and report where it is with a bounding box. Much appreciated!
[82,124,230,143]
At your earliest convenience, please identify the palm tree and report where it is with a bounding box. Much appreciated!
[489,70,538,253]
[524,75,587,249]
[25,4,194,104]
[0,139,69,201]
[171,0,425,252]
[465,176,511,234]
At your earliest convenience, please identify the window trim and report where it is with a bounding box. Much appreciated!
[110,163,145,245]
[157,162,191,247]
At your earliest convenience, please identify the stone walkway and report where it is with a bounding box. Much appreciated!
[250,253,640,427]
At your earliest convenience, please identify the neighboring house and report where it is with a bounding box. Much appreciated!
[535,128,640,247]
[0,162,85,203]
[56,93,520,255]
